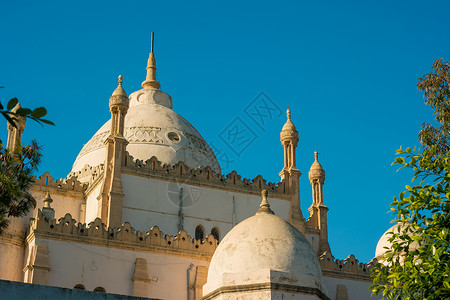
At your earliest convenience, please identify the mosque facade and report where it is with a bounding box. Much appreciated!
[0,36,382,300]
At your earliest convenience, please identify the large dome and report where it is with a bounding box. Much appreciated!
[71,87,221,174]
[203,194,327,298]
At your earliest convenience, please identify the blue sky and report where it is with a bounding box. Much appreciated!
[1,0,449,263]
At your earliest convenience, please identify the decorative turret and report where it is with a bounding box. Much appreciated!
[42,192,55,221]
[308,151,331,255]
[108,75,129,137]
[309,151,325,202]
[6,103,26,151]
[280,109,299,171]
[279,109,305,233]
[99,75,130,228]
[141,32,161,90]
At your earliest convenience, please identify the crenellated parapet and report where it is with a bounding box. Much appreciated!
[27,210,218,257]
[67,164,105,188]
[122,153,287,196]
[319,251,376,281]
[32,172,87,193]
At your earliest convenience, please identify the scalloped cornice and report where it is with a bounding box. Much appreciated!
[32,172,86,193]
[319,251,376,281]
[122,152,289,197]
[27,210,218,257]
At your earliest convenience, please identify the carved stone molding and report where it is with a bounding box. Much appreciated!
[32,172,86,193]
[319,251,376,281]
[27,210,218,256]
[122,153,288,197]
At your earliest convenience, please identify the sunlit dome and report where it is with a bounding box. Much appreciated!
[203,191,327,299]
[71,49,220,176]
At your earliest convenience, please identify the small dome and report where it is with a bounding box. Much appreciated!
[204,195,326,297]
[71,88,221,175]
[309,151,325,181]
[310,151,324,171]
[281,109,297,132]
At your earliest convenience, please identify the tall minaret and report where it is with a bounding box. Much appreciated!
[6,103,26,151]
[279,109,305,233]
[99,75,129,228]
[308,151,331,255]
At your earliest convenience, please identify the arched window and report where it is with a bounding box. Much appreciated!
[74,284,85,290]
[195,225,204,240]
[211,227,220,241]
[94,287,106,292]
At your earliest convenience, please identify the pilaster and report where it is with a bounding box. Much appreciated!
[132,258,150,297]
[23,244,50,285]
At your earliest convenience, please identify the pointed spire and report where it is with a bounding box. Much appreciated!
[256,190,275,215]
[142,32,161,90]
[112,75,127,97]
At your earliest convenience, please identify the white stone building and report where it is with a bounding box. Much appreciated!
[0,35,382,300]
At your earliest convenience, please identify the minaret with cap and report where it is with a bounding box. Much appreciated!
[99,75,130,228]
[279,109,305,233]
[141,32,161,90]
[6,103,26,151]
[308,151,331,255]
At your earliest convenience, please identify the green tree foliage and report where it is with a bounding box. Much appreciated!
[371,147,450,299]
[0,89,52,234]
[418,59,450,154]
[0,97,54,127]
[371,60,450,299]
[0,140,41,234]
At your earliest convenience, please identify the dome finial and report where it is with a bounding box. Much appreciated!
[43,192,53,208]
[286,108,291,120]
[142,32,161,90]
[256,190,275,215]
[112,75,127,97]
[314,151,318,162]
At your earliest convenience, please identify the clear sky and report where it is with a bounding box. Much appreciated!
[1,0,449,263]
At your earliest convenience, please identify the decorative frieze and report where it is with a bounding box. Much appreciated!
[32,172,86,193]
[28,210,218,256]
[122,153,287,196]
[319,251,376,281]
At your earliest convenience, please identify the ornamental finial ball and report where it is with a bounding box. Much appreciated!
[118,75,123,86]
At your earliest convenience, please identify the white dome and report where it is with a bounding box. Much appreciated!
[204,209,326,296]
[375,222,419,262]
[71,88,221,175]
